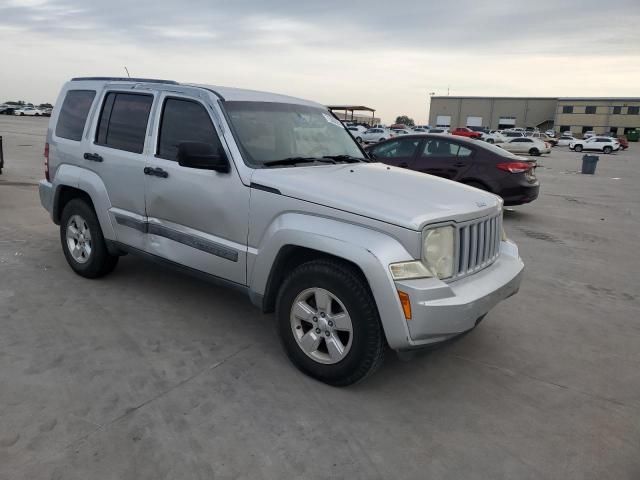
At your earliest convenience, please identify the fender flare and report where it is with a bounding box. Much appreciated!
[248,212,416,349]
[52,165,116,240]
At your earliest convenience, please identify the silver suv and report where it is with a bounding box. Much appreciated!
[39,77,524,386]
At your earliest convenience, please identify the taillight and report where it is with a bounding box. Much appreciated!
[44,142,50,181]
[496,161,532,174]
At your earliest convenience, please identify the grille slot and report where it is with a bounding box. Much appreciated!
[454,213,502,279]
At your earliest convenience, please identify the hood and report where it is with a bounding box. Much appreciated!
[251,162,501,231]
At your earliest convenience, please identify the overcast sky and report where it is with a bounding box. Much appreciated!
[1,0,639,123]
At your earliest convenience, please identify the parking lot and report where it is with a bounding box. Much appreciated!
[1,115,639,479]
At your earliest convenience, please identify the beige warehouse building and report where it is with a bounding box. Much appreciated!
[429,96,640,136]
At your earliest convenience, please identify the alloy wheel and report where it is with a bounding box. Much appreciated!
[66,214,92,263]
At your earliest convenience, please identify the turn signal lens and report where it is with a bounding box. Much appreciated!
[44,142,50,181]
[398,291,412,320]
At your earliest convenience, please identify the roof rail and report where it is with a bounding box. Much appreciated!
[71,77,179,85]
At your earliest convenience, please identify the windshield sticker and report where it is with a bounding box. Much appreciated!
[322,113,343,127]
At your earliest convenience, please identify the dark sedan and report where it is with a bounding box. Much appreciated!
[365,134,539,206]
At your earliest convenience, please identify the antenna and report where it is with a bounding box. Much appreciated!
[124,66,131,78]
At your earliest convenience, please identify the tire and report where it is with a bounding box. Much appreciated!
[379,138,386,142]
[60,198,118,278]
[529,148,540,156]
[487,138,495,144]
[356,137,362,144]
[20,112,24,116]
[35,113,40,116]
[574,145,583,152]
[276,259,385,386]
[603,146,612,154]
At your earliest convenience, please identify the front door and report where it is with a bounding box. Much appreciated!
[144,94,249,285]
[369,137,421,168]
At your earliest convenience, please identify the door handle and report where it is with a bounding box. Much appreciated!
[398,162,409,168]
[83,152,103,162]
[453,162,466,167]
[144,166,168,178]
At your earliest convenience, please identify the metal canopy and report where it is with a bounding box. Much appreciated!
[327,105,376,123]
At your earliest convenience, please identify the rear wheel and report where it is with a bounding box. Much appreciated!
[276,259,385,386]
[603,146,612,154]
[574,145,583,152]
[487,138,495,144]
[60,199,118,278]
[529,148,540,156]
[379,137,386,142]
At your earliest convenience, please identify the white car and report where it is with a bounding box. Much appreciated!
[500,137,551,156]
[391,128,412,136]
[428,127,449,134]
[556,135,576,146]
[360,128,393,144]
[583,130,596,139]
[14,106,44,116]
[482,131,507,144]
[569,137,620,154]
[545,130,556,137]
[346,125,368,143]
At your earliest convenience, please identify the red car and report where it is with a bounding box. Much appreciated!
[452,127,482,139]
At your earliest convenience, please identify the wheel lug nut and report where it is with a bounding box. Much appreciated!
[315,328,321,334]
[328,321,334,327]
[313,317,318,322]
[325,331,330,337]
[320,312,326,318]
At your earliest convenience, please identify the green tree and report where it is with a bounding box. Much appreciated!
[395,115,415,127]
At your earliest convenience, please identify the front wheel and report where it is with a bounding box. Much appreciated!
[529,148,541,156]
[276,259,385,386]
[379,137,386,142]
[486,138,495,144]
[60,199,119,278]
[603,146,612,154]
[574,145,583,152]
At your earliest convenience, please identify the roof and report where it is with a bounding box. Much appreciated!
[327,105,376,112]
[558,97,640,101]
[69,77,323,108]
[430,96,558,100]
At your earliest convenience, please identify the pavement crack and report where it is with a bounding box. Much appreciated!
[64,343,253,451]
[448,353,636,410]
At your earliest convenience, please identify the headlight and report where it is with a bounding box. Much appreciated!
[422,226,455,279]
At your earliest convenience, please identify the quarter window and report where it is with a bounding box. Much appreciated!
[96,92,153,153]
[157,98,221,161]
[55,90,96,141]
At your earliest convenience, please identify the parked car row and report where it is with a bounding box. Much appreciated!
[0,105,52,116]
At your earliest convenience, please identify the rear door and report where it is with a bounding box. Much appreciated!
[87,90,155,250]
[412,138,474,179]
[369,137,421,168]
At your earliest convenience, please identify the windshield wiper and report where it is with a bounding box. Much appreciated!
[322,155,368,163]
[263,157,336,167]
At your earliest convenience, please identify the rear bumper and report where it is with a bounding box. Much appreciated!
[39,180,54,218]
[394,240,523,349]
[500,183,540,206]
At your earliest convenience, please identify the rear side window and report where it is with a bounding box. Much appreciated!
[55,90,96,141]
[157,98,221,161]
[96,92,153,153]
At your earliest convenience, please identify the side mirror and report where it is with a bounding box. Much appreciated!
[177,142,230,173]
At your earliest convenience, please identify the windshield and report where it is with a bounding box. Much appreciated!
[223,101,365,166]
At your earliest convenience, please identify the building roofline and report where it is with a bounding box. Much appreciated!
[558,97,640,101]
[430,96,558,100]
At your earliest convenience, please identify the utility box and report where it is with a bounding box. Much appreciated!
[626,130,639,142]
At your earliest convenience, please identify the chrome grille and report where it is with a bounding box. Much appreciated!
[455,212,502,279]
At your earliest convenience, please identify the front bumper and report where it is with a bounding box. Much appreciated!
[394,240,523,349]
